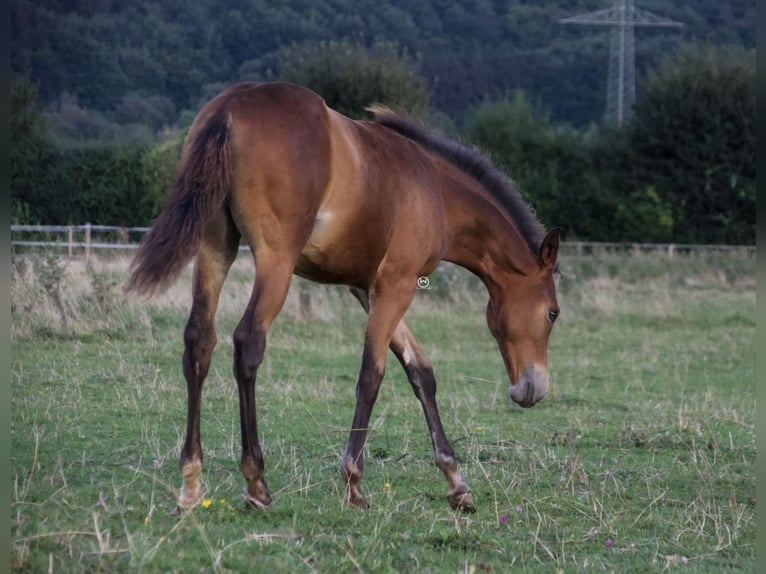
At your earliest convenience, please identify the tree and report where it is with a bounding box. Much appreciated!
[11,77,54,223]
[465,93,571,233]
[627,46,755,244]
[464,95,676,242]
[275,41,429,119]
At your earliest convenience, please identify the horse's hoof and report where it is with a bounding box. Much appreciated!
[177,489,203,511]
[244,480,272,510]
[346,488,370,510]
[447,489,476,513]
[245,495,271,510]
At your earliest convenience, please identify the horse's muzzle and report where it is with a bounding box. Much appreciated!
[509,364,549,408]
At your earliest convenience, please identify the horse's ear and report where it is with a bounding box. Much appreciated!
[538,228,560,271]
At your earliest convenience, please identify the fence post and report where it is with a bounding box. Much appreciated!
[85,223,91,260]
[67,226,73,257]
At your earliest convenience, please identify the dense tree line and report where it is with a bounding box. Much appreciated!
[12,77,177,227]
[12,44,754,244]
[465,45,754,244]
[12,0,755,128]
[11,1,755,244]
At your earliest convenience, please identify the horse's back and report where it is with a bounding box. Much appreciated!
[203,82,447,287]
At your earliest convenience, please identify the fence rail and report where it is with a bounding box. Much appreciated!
[10,224,757,257]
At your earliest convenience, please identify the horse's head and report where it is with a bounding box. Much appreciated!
[486,228,560,408]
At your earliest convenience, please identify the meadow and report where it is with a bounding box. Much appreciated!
[10,247,756,573]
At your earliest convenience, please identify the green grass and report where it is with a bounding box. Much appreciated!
[11,249,756,572]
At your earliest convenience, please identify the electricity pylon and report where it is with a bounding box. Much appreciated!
[560,0,682,125]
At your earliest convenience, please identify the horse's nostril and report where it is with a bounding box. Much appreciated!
[509,365,549,408]
[525,381,535,404]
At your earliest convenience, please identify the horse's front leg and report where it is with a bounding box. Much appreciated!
[342,282,414,509]
[349,288,475,513]
[390,320,475,512]
[341,344,385,510]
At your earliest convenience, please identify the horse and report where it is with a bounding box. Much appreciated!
[126,81,560,514]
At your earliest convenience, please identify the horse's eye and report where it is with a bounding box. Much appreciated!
[548,309,559,324]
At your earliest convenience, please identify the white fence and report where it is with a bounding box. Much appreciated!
[10,224,757,258]
[11,224,150,257]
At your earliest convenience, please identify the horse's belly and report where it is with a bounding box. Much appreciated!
[294,248,374,288]
[294,210,380,287]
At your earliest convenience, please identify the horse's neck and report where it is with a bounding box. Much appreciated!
[440,173,537,287]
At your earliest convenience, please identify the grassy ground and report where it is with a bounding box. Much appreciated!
[11,248,756,573]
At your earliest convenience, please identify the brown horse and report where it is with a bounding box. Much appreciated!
[127,81,560,514]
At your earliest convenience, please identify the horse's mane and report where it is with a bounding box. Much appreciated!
[368,106,546,256]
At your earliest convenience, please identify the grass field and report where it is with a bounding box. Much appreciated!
[11,248,756,573]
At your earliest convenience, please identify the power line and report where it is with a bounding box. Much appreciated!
[560,0,683,125]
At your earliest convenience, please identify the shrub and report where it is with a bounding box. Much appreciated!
[276,40,429,118]
[627,46,755,244]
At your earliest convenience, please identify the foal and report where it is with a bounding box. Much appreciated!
[127,81,560,513]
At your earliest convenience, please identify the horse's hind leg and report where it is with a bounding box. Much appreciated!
[178,211,240,510]
[349,288,475,513]
[232,249,298,509]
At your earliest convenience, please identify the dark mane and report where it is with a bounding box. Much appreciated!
[368,106,546,256]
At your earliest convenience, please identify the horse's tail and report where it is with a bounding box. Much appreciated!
[126,112,232,296]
